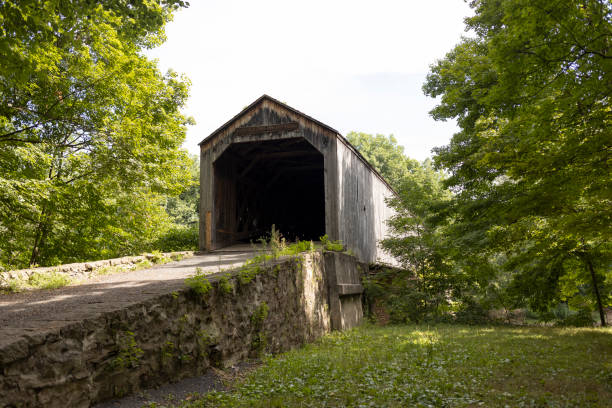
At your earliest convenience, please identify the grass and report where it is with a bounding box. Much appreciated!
[186,267,212,295]
[27,270,72,289]
[2,270,74,293]
[172,324,612,407]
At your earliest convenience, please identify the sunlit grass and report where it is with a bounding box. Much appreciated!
[173,324,612,407]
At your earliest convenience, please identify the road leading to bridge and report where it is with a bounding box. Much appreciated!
[0,244,260,350]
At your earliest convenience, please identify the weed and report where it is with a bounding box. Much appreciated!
[148,251,168,265]
[96,265,122,276]
[218,275,234,294]
[27,271,72,289]
[3,279,25,293]
[250,302,269,355]
[133,259,153,270]
[179,354,193,363]
[186,267,212,295]
[251,302,269,329]
[112,331,143,369]
[180,324,612,407]
[238,263,262,286]
[171,253,185,262]
[319,234,344,252]
[161,341,176,361]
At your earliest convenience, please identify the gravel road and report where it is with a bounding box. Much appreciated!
[0,245,259,349]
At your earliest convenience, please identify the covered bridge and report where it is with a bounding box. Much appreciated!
[198,95,396,264]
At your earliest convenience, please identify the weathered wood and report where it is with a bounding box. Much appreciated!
[234,122,298,136]
[238,157,260,178]
[255,150,320,159]
[337,283,364,296]
[205,211,212,250]
[199,95,397,264]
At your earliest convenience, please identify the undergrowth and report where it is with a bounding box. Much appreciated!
[186,267,212,295]
[175,324,612,407]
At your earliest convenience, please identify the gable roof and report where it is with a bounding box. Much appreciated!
[198,94,339,147]
[198,94,397,195]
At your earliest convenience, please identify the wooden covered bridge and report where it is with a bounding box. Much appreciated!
[198,95,396,264]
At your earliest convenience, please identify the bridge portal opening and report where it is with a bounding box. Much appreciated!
[213,138,325,248]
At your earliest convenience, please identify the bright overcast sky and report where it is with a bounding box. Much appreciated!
[147,0,473,162]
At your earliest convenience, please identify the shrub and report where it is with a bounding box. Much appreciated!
[155,225,198,252]
[454,298,490,325]
[319,234,344,252]
[218,275,234,294]
[186,268,212,295]
[555,309,594,327]
[28,271,72,290]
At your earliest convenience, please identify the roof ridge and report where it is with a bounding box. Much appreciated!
[198,95,339,146]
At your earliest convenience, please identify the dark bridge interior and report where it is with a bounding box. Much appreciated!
[213,138,325,247]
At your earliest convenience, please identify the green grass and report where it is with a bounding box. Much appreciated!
[174,324,611,407]
[27,270,72,289]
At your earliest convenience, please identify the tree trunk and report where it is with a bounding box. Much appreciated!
[29,222,44,266]
[29,221,50,267]
[29,207,50,267]
[586,257,606,327]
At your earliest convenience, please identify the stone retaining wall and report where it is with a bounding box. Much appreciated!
[0,251,193,289]
[0,251,362,408]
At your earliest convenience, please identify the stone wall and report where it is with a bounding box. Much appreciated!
[0,251,354,408]
[0,251,193,290]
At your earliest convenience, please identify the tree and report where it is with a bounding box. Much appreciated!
[381,161,469,318]
[424,0,611,325]
[346,132,418,190]
[347,132,467,319]
[0,0,193,268]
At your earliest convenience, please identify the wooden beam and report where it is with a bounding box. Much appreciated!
[265,172,283,190]
[255,150,321,160]
[234,122,299,136]
[282,165,323,172]
[239,157,260,178]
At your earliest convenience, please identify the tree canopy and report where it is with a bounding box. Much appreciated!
[423,0,611,325]
[346,132,418,190]
[0,0,194,268]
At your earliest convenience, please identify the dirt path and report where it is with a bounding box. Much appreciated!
[0,245,260,350]
[93,361,260,408]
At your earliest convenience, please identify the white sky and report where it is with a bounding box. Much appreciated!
[147,0,473,162]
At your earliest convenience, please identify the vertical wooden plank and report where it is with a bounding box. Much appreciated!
[205,211,212,250]
[199,147,213,251]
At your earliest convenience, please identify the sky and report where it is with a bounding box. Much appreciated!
[147,0,474,162]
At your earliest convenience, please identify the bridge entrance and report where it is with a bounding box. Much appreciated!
[212,138,325,247]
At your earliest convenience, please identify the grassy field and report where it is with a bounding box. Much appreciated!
[166,324,611,407]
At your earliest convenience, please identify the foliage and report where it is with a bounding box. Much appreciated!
[164,155,200,227]
[348,132,476,321]
[346,132,418,190]
[218,275,234,295]
[178,324,612,407]
[27,270,72,290]
[2,269,73,293]
[250,302,270,328]
[319,235,344,252]
[555,309,595,328]
[379,161,477,320]
[186,267,212,296]
[237,233,317,286]
[363,266,490,325]
[112,331,144,370]
[0,0,193,270]
[155,225,198,252]
[423,0,612,325]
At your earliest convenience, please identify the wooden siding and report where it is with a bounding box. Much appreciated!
[199,96,396,264]
[335,138,395,264]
